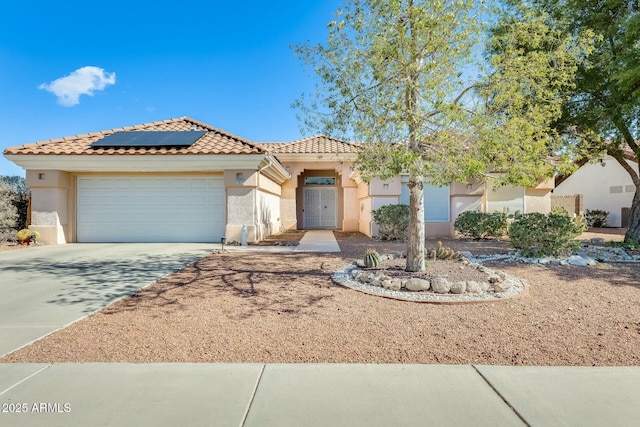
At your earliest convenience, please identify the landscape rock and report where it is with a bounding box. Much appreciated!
[405,278,431,291]
[450,281,466,294]
[431,277,451,294]
[488,274,502,284]
[492,281,511,292]
[568,255,591,266]
[466,281,487,294]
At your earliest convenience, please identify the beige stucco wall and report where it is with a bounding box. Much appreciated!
[525,189,552,214]
[224,169,282,243]
[26,170,73,244]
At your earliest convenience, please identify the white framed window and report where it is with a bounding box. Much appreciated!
[400,177,450,222]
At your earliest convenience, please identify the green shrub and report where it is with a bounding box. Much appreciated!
[508,212,586,257]
[585,209,609,228]
[454,211,509,239]
[372,204,409,240]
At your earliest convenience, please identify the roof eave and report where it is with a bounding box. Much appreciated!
[4,154,270,173]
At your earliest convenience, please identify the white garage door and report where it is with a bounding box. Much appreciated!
[77,176,226,242]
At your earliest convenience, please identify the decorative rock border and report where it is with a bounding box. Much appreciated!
[332,258,528,304]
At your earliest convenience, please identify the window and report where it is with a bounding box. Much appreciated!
[610,186,623,194]
[400,178,450,222]
[304,177,335,185]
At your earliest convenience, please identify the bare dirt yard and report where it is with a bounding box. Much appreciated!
[2,230,639,366]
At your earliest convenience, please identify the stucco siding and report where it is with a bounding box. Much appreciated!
[256,190,281,239]
[554,155,638,227]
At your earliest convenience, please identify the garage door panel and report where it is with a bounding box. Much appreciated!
[77,176,225,242]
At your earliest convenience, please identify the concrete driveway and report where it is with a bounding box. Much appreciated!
[0,243,217,357]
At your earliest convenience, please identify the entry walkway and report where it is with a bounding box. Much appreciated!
[226,230,340,253]
[1,363,639,426]
[295,230,340,252]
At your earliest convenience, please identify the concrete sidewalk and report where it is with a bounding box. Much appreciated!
[1,363,638,427]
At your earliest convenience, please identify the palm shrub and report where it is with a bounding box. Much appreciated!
[371,204,409,240]
[508,212,587,257]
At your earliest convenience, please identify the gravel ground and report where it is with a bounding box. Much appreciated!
[2,230,639,365]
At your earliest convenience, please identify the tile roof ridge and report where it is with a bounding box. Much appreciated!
[179,116,266,154]
[258,134,363,147]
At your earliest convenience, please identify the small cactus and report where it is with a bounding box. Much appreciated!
[428,241,460,260]
[364,248,381,268]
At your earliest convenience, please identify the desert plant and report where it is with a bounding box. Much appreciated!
[1,176,30,231]
[454,211,509,239]
[0,181,18,242]
[363,247,381,268]
[16,229,40,245]
[427,241,460,260]
[508,212,587,257]
[585,209,609,228]
[371,204,409,240]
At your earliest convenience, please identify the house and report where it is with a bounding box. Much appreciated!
[3,116,555,245]
[553,154,639,227]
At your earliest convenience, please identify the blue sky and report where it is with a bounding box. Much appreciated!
[0,0,343,176]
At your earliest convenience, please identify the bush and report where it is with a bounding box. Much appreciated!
[372,204,409,240]
[454,211,509,239]
[585,209,609,228]
[16,229,40,243]
[0,182,18,242]
[508,212,587,257]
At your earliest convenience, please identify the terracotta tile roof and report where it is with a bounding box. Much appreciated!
[3,117,265,155]
[259,135,362,155]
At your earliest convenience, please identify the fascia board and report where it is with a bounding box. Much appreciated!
[5,154,266,173]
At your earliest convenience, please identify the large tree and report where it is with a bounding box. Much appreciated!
[522,0,640,242]
[295,0,587,271]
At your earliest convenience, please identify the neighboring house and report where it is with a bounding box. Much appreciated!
[3,116,555,244]
[553,154,639,227]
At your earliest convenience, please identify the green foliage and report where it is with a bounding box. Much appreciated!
[363,247,381,268]
[585,209,609,228]
[508,212,587,257]
[371,204,409,241]
[1,176,30,232]
[454,211,509,240]
[427,241,460,260]
[518,0,640,242]
[0,182,19,241]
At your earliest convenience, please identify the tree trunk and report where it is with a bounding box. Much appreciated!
[624,186,640,243]
[406,173,426,272]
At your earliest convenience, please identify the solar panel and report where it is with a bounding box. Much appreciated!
[91,131,206,148]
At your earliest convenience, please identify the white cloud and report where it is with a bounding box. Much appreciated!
[39,66,116,107]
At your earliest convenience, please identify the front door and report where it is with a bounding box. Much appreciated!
[303,187,337,228]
